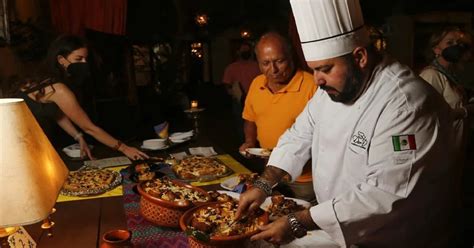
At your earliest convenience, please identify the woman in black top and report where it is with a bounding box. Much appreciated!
[10,35,148,160]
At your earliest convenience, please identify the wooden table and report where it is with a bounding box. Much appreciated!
[24,136,258,248]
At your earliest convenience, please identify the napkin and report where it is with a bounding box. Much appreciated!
[170,152,188,160]
[169,130,193,140]
[84,156,131,169]
[188,147,217,157]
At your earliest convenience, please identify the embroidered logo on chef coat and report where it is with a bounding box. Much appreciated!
[392,134,417,151]
[351,131,368,149]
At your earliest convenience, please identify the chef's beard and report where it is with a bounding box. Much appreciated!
[322,60,364,104]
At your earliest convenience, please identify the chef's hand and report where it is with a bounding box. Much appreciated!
[235,187,267,220]
[251,216,294,245]
[120,145,149,160]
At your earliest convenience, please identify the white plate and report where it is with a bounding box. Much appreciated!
[245,148,271,157]
[216,190,310,210]
[220,176,240,190]
[170,130,193,139]
[261,196,311,210]
[170,136,192,143]
[140,145,169,151]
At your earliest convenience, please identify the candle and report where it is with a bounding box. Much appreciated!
[191,100,198,109]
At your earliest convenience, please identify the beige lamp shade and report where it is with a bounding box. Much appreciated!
[0,98,69,227]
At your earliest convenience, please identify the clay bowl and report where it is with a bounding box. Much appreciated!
[179,202,269,248]
[137,179,211,227]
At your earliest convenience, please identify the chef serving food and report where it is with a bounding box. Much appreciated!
[236,0,460,247]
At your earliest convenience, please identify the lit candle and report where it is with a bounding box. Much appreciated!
[191,100,198,109]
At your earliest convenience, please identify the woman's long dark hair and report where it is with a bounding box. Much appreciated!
[7,35,88,99]
[44,35,88,81]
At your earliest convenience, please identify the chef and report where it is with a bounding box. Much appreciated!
[236,0,460,247]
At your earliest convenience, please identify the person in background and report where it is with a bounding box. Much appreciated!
[9,35,148,161]
[240,32,317,201]
[236,0,458,247]
[420,26,473,158]
[222,41,261,142]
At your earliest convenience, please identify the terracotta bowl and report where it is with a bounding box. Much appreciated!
[179,202,269,248]
[137,179,211,227]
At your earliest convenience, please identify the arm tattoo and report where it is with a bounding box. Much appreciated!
[260,165,290,187]
[296,209,319,230]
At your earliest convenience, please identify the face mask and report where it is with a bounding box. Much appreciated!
[240,51,252,60]
[441,44,468,63]
[66,62,91,86]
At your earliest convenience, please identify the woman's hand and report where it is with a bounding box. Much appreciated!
[120,145,149,160]
[78,137,94,160]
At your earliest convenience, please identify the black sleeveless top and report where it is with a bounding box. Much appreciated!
[17,79,62,144]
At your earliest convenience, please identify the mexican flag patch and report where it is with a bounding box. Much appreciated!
[392,135,416,151]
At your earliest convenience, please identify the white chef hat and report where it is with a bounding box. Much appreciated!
[290,0,370,61]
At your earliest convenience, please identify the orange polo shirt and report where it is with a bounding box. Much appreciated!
[243,70,317,182]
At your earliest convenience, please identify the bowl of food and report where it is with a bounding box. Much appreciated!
[263,195,310,221]
[137,178,211,227]
[129,162,166,183]
[180,200,268,248]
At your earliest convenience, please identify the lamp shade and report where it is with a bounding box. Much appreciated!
[0,98,69,227]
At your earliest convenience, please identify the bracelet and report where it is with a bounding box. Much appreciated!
[113,140,123,151]
[462,107,468,119]
[287,213,308,238]
[253,178,273,197]
[73,132,83,141]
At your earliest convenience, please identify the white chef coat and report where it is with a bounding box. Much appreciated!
[268,57,458,247]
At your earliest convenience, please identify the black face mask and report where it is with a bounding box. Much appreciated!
[441,44,468,63]
[240,51,252,60]
[66,62,91,87]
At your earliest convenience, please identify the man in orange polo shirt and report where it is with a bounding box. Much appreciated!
[240,32,317,201]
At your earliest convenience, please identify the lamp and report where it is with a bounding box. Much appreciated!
[184,100,204,137]
[0,99,69,244]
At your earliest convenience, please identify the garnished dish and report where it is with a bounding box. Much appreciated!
[129,162,166,183]
[137,178,211,227]
[265,195,308,220]
[61,168,121,196]
[181,200,268,244]
[172,155,232,181]
[140,178,210,205]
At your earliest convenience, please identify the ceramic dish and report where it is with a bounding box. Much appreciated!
[171,156,233,182]
[60,169,122,197]
[128,163,167,183]
[180,201,268,248]
[262,195,311,221]
[137,178,211,227]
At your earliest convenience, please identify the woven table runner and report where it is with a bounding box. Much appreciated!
[120,154,252,247]
[121,168,188,247]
